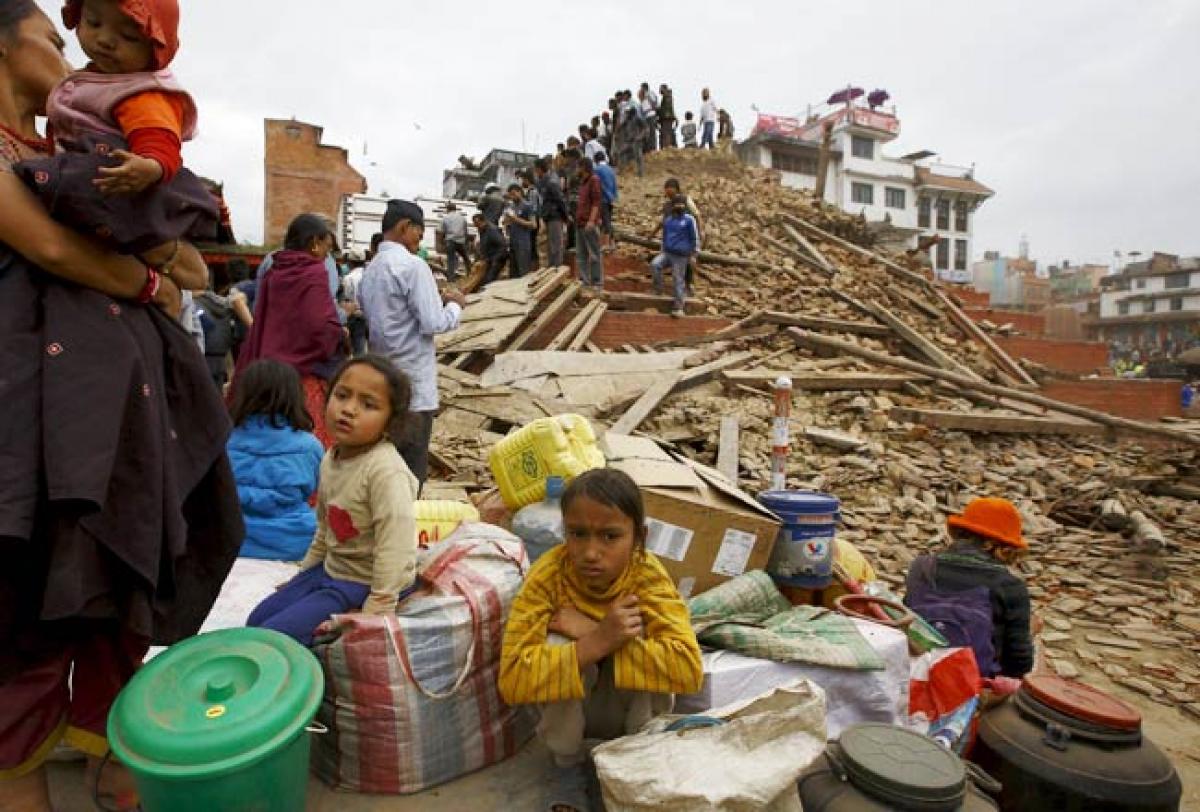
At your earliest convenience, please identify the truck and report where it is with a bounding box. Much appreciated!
[335,193,479,258]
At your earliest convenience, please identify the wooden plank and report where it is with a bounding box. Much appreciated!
[436,324,493,352]
[530,266,571,300]
[602,291,706,315]
[585,340,604,353]
[779,221,836,275]
[545,300,601,352]
[788,328,1200,447]
[723,370,925,391]
[566,301,607,352]
[506,282,582,351]
[610,372,684,435]
[761,233,833,279]
[887,284,943,321]
[758,310,891,338]
[781,213,929,287]
[889,408,1108,437]
[717,416,740,484]
[647,324,775,350]
[804,426,869,451]
[934,288,1039,388]
[604,351,757,417]
[862,301,984,381]
[437,364,481,388]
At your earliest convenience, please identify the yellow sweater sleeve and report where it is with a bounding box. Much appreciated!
[612,556,704,695]
[361,454,418,615]
[498,559,584,705]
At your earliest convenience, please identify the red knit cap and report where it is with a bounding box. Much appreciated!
[62,0,180,70]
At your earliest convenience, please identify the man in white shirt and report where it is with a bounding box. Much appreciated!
[357,199,466,487]
[699,87,718,150]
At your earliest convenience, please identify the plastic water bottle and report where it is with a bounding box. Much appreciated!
[513,476,565,564]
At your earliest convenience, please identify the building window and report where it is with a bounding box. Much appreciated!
[954,201,969,232]
[1171,297,1184,311]
[885,187,906,209]
[936,199,950,230]
[935,239,949,270]
[1135,278,1147,289]
[1118,301,1130,315]
[851,136,874,159]
[918,197,931,228]
[1165,272,1189,289]
[954,239,968,271]
[770,152,818,175]
[851,182,874,205]
[1146,299,1157,313]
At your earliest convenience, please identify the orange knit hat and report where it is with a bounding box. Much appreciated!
[63,0,180,70]
[947,497,1028,549]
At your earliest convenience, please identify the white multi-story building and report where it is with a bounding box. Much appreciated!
[736,95,993,283]
[1092,253,1200,353]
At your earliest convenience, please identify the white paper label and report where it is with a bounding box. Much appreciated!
[712,528,757,577]
[644,517,694,562]
[676,576,696,598]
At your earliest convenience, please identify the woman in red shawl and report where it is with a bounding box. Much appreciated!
[234,213,346,448]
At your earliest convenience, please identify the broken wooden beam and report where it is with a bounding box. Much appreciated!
[717,416,740,484]
[1129,510,1166,553]
[762,232,834,278]
[757,310,891,338]
[529,266,571,300]
[862,301,984,381]
[602,291,707,315]
[803,426,869,452]
[506,282,582,351]
[610,372,684,435]
[566,301,607,351]
[888,407,1107,437]
[933,288,1038,388]
[780,213,929,287]
[545,299,602,352]
[779,220,835,275]
[723,370,925,391]
[788,328,1200,447]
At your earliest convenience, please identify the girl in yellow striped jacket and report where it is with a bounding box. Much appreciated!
[499,468,702,805]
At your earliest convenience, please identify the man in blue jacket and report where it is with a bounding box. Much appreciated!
[651,195,700,317]
[593,151,618,249]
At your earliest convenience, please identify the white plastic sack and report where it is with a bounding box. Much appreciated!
[677,617,911,738]
[593,679,827,812]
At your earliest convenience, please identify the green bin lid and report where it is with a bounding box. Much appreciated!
[837,723,966,809]
[108,627,324,779]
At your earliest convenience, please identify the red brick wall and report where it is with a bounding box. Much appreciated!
[263,119,367,246]
[954,288,991,308]
[965,308,1046,336]
[526,306,730,350]
[1042,379,1184,420]
[995,336,1109,376]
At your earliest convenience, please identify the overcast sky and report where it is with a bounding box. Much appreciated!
[38,0,1199,266]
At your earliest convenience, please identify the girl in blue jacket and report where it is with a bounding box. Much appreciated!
[227,359,325,560]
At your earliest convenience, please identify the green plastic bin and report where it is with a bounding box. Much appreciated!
[108,627,324,812]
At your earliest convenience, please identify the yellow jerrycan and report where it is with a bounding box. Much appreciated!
[413,500,481,548]
[488,414,605,510]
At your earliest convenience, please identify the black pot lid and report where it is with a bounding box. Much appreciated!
[839,723,966,807]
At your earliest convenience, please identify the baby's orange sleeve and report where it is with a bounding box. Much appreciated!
[113,91,186,139]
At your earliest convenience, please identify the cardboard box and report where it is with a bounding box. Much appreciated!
[603,434,780,598]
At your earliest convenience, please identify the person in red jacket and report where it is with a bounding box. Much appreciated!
[574,157,605,290]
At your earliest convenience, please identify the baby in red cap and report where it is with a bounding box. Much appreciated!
[904,497,1034,680]
[15,0,216,259]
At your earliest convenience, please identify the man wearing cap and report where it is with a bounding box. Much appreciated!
[479,183,506,226]
[358,200,467,488]
[904,497,1034,679]
[438,201,472,281]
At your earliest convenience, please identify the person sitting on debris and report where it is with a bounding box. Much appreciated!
[651,195,700,318]
[227,359,324,561]
[904,497,1034,679]
[680,111,698,148]
[248,356,420,646]
[499,468,703,812]
[474,211,510,285]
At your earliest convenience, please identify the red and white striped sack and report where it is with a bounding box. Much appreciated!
[311,523,535,794]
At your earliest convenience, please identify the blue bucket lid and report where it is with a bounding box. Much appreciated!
[758,490,840,515]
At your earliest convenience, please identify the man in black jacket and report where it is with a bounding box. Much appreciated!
[473,212,509,285]
[534,157,567,267]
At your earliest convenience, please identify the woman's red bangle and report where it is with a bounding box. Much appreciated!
[138,267,161,303]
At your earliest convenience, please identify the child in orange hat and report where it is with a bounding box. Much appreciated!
[905,497,1034,678]
[16,0,216,260]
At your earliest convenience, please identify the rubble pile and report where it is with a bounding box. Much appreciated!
[429,148,1200,719]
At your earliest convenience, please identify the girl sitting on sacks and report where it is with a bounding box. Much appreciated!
[499,468,703,812]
